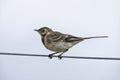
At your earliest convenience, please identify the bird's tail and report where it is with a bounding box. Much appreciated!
[83,36,108,39]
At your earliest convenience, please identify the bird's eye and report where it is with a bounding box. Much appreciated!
[41,29,45,33]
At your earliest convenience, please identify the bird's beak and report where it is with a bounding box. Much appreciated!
[34,29,38,31]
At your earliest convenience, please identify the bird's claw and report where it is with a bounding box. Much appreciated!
[58,55,62,59]
[48,54,53,59]
[48,53,63,59]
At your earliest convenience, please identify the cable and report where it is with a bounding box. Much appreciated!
[0,52,120,61]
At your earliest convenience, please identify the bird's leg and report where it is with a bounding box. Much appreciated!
[48,52,59,59]
[58,49,68,59]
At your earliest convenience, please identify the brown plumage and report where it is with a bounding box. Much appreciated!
[35,27,108,59]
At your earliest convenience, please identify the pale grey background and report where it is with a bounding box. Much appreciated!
[0,0,120,80]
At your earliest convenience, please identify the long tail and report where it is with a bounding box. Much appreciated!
[83,36,108,39]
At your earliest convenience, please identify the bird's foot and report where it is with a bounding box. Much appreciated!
[58,55,62,59]
[48,54,54,59]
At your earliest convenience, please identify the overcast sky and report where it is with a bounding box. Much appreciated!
[0,0,120,80]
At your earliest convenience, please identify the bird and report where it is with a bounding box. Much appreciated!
[34,27,108,59]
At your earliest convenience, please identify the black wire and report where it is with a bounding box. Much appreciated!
[0,52,120,61]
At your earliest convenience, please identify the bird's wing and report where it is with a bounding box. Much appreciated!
[47,32,64,42]
[64,35,84,42]
[47,32,84,43]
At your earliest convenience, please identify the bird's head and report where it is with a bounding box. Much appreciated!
[34,27,53,37]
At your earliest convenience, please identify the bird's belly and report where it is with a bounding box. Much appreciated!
[45,42,73,52]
